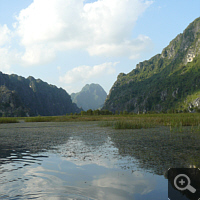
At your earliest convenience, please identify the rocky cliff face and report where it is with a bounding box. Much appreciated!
[71,83,107,111]
[103,17,200,113]
[0,85,30,117]
[0,72,81,116]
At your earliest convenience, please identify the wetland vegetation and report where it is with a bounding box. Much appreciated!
[0,117,19,123]
[2,113,200,132]
[0,114,200,199]
[0,121,200,199]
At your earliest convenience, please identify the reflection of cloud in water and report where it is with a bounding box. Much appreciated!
[0,123,167,199]
[92,171,156,200]
[13,157,156,200]
[0,142,159,200]
[56,136,137,170]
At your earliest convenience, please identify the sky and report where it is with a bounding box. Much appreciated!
[0,0,199,94]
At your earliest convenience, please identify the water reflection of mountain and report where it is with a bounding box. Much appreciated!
[108,126,200,175]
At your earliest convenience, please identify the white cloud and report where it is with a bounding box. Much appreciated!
[59,62,118,84]
[0,47,11,73]
[21,44,56,66]
[0,25,12,72]
[0,24,11,46]
[14,0,153,65]
[87,35,152,59]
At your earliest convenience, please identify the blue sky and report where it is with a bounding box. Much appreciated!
[0,0,199,94]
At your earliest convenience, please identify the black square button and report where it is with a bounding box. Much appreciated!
[168,168,200,200]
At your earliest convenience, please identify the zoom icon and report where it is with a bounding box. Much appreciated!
[174,174,196,193]
[168,168,200,200]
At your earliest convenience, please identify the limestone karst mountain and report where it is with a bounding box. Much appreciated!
[71,83,107,111]
[103,17,200,113]
[0,72,81,116]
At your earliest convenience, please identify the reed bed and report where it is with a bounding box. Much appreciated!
[0,117,19,123]
[99,121,114,127]
[98,113,200,131]
[4,113,200,131]
[99,119,155,129]
[24,115,100,122]
[114,120,155,129]
[24,116,79,122]
[24,115,130,123]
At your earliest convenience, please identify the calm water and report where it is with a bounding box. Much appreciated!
[0,122,199,200]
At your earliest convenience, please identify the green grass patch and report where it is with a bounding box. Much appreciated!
[99,119,155,129]
[114,120,155,129]
[97,113,200,130]
[24,115,100,122]
[0,117,19,123]
[99,121,114,127]
[25,116,54,122]
[20,113,200,131]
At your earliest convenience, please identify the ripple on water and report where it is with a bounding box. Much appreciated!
[0,122,170,200]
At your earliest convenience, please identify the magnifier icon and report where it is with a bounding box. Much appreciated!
[174,174,196,193]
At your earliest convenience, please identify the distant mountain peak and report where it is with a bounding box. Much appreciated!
[71,83,107,111]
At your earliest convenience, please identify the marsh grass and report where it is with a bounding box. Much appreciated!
[114,120,155,129]
[99,118,156,129]
[25,116,53,122]
[98,113,200,130]
[99,121,114,127]
[0,117,19,123]
[24,115,101,122]
[20,113,200,131]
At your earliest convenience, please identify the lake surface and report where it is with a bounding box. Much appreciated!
[0,122,199,199]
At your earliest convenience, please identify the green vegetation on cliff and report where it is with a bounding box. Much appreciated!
[0,72,81,117]
[103,17,200,113]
